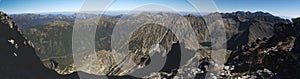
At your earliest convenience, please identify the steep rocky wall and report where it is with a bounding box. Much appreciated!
[0,11,59,79]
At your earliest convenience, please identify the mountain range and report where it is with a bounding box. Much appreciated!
[1,11,300,78]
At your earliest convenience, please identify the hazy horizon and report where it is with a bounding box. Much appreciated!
[1,0,299,18]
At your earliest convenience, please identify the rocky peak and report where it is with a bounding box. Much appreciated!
[185,14,197,18]
[222,11,288,23]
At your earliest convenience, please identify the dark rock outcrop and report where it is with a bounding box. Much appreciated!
[292,18,300,64]
[224,19,300,79]
[292,17,300,30]
[159,41,181,78]
[0,11,59,79]
[222,11,290,50]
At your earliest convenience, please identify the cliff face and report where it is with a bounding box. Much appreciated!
[222,11,290,50]
[292,18,300,65]
[292,18,300,53]
[0,12,59,79]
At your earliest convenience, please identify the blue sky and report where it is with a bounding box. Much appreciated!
[0,0,299,17]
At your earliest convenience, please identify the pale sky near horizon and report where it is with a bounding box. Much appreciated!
[0,0,299,18]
